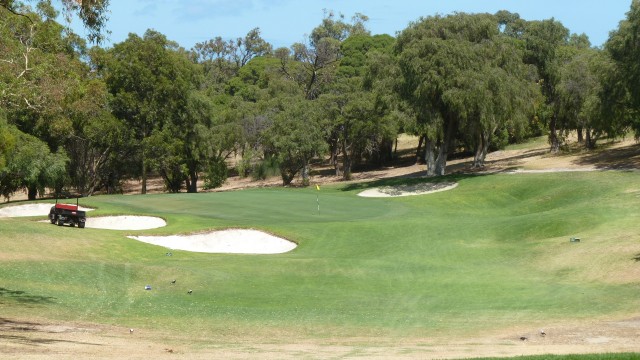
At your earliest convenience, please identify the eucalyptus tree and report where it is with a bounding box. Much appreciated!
[0,0,109,43]
[606,0,640,137]
[0,2,90,147]
[193,28,272,94]
[1,2,122,196]
[65,78,130,196]
[0,114,15,173]
[101,30,197,193]
[319,33,399,179]
[522,18,570,152]
[0,127,67,200]
[395,12,538,175]
[556,46,620,149]
[276,11,370,100]
[264,97,327,186]
[318,76,394,180]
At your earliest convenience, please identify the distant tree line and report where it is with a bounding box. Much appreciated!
[1,1,640,199]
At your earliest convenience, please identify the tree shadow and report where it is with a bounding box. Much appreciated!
[573,142,640,170]
[0,318,102,346]
[0,287,56,305]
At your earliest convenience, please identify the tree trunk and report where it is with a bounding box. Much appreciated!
[416,135,425,164]
[342,139,352,181]
[341,128,351,180]
[473,129,492,168]
[424,136,436,176]
[585,127,598,149]
[577,127,584,142]
[435,117,456,176]
[27,186,38,201]
[141,122,148,194]
[549,114,560,153]
[394,137,398,159]
[330,139,341,176]
[187,168,198,193]
[301,163,310,186]
[141,143,147,195]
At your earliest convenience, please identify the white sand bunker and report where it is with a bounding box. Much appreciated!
[86,216,166,230]
[358,182,458,198]
[0,203,94,217]
[128,229,297,254]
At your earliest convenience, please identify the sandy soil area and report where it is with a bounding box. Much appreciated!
[0,203,94,217]
[84,216,167,230]
[358,182,458,197]
[129,229,296,254]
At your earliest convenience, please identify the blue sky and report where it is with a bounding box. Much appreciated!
[68,0,632,49]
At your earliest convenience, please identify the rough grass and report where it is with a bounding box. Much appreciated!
[1,171,639,346]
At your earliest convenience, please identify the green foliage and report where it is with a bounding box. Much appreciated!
[203,158,227,190]
[146,127,186,193]
[101,30,200,192]
[339,34,394,77]
[265,98,327,185]
[252,154,279,181]
[395,12,540,170]
[0,127,68,200]
[0,113,15,172]
[606,0,640,137]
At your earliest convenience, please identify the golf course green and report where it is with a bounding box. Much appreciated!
[1,170,639,358]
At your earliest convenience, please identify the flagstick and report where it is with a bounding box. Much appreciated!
[315,184,321,215]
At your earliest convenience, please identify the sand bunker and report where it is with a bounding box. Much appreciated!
[128,229,297,254]
[358,182,458,198]
[85,216,166,230]
[0,203,94,217]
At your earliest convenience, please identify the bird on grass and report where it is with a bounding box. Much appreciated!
[171,279,176,284]
[129,329,134,334]
[188,289,193,294]
[540,329,546,336]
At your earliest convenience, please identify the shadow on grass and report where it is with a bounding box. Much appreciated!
[0,318,101,346]
[573,142,640,170]
[0,287,56,304]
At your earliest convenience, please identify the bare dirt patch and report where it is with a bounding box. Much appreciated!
[2,315,640,359]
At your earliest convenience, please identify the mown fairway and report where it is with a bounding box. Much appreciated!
[1,171,640,343]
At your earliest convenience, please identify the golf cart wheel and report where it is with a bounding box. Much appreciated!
[50,216,56,224]
[78,222,85,229]
[57,219,64,226]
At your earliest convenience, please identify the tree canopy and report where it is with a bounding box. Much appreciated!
[1,5,638,199]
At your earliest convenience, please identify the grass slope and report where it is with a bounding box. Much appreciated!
[1,172,639,345]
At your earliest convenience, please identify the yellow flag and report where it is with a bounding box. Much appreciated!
[316,185,320,191]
